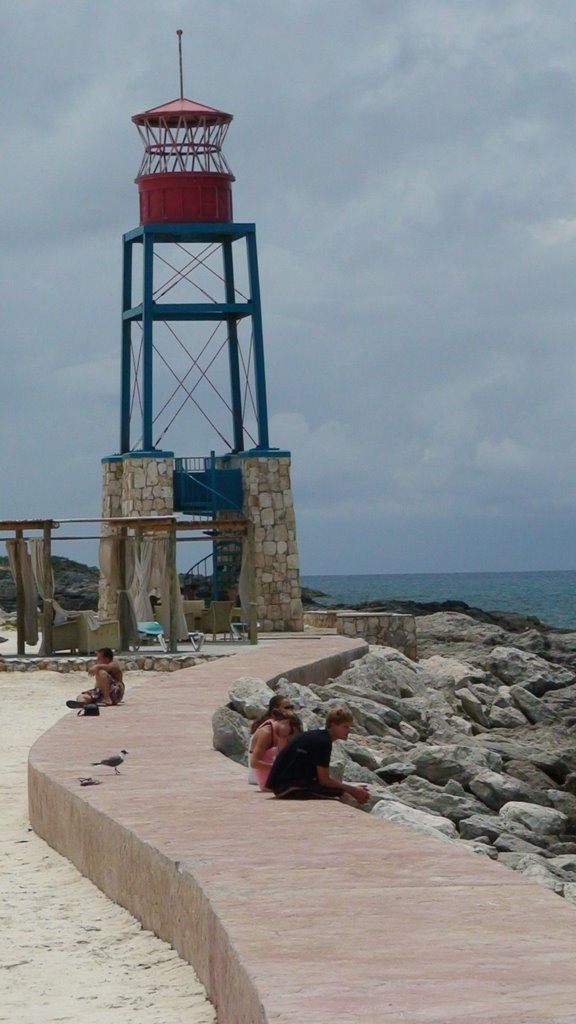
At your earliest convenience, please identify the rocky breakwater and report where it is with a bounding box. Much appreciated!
[213,610,576,904]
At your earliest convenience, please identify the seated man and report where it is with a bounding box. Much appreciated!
[75,647,124,706]
[265,706,370,804]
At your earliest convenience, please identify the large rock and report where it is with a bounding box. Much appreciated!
[371,799,458,840]
[386,775,489,823]
[486,704,527,729]
[416,613,511,663]
[468,769,550,812]
[228,677,274,719]
[420,655,498,692]
[511,855,566,894]
[344,739,382,771]
[327,695,403,736]
[458,814,513,844]
[375,761,417,783]
[331,648,431,699]
[330,740,382,787]
[508,685,559,725]
[493,832,547,856]
[503,759,561,793]
[269,678,321,712]
[456,687,491,728]
[212,707,250,765]
[487,647,575,696]
[499,801,568,837]
[411,743,502,786]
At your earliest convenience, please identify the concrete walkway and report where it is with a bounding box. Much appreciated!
[29,636,576,1024]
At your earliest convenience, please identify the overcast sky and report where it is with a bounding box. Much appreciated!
[2,0,576,575]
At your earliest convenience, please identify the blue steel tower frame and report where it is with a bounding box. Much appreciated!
[120,220,270,456]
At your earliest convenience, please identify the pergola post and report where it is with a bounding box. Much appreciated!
[15,529,25,656]
[42,522,53,655]
[247,522,258,645]
[168,520,178,653]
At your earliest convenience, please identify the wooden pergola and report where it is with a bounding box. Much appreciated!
[0,515,257,656]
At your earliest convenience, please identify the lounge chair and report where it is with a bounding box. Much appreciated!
[136,620,167,652]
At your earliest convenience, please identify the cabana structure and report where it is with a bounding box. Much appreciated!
[1,515,257,657]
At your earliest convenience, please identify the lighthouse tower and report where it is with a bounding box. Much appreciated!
[101,39,303,633]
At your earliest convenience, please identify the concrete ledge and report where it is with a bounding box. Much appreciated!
[28,635,576,1023]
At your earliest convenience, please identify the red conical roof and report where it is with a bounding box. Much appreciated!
[132,97,232,128]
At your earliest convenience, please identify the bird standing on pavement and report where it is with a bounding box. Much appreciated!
[92,749,128,774]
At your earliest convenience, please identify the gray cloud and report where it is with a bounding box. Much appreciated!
[2,0,576,572]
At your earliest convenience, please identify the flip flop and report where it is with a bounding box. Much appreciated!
[66,700,100,716]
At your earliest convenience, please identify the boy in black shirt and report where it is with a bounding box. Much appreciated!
[266,707,369,804]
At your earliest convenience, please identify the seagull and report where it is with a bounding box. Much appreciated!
[91,750,128,774]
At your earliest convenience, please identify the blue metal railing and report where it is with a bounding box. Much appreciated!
[173,451,243,516]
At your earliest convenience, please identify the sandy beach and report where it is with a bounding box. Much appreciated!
[0,665,216,1024]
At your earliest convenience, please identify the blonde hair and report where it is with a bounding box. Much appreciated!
[325,707,353,729]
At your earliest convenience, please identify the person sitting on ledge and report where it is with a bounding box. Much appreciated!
[249,694,303,790]
[265,706,370,804]
[75,647,124,707]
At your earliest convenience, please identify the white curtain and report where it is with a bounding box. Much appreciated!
[28,538,73,624]
[131,536,155,622]
[29,539,52,602]
[149,535,188,641]
[6,539,38,645]
[99,535,139,646]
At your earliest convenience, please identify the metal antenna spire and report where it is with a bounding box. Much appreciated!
[177,29,184,99]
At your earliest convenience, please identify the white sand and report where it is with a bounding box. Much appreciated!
[0,668,216,1024]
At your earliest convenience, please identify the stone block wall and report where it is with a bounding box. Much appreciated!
[99,454,174,618]
[100,451,304,633]
[224,454,303,632]
[336,612,417,660]
[119,456,174,517]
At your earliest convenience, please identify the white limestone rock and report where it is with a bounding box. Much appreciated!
[371,798,458,840]
[228,677,273,719]
[498,801,568,837]
[487,647,575,697]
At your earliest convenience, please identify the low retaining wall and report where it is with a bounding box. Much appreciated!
[1,653,202,673]
[28,636,368,1023]
[337,611,417,659]
[0,655,201,671]
[27,635,576,1023]
[304,609,417,659]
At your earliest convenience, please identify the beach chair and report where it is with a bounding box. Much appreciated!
[136,620,167,651]
[198,600,235,641]
[182,599,205,632]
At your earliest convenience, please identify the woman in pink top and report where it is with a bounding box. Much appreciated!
[249,695,302,791]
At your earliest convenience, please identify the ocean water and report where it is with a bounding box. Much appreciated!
[300,571,576,630]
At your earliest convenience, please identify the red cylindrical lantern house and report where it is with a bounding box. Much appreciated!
[132,97,234,224]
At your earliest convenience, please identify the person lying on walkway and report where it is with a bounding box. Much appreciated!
[265,706,370,804]
[248,694,303,790]
[75,647,125,707]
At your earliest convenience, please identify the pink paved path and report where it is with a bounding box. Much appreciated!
[29,636,576,1023]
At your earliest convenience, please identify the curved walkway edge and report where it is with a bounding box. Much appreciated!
[29,636,576,1024]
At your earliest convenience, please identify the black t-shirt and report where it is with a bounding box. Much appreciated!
[266,729,332,792]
